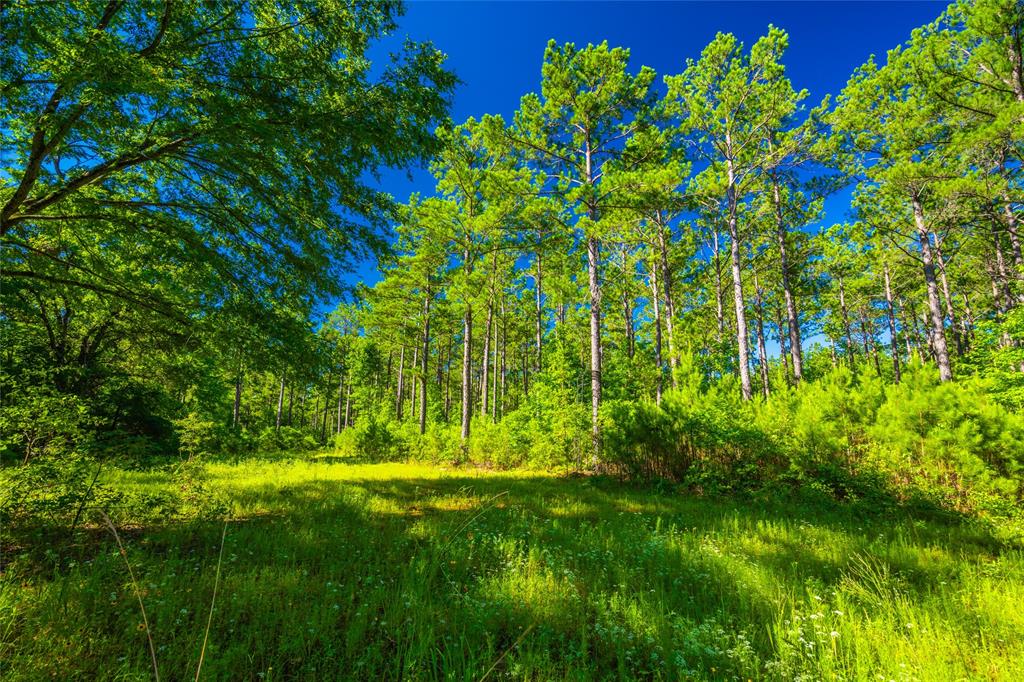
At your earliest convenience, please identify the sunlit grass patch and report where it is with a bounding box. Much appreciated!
[2,458,1022,680]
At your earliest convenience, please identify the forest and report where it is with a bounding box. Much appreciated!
[2,0,1023,680]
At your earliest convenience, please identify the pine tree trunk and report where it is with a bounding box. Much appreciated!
[1004,194,1023,274]
[321,370,332,443]
[444,333,452,422]
[336,372,344,434]
[771,178,803,382]
[725,152,752,400]
[883,262,901,382]
[480,301,492,419]
[419,292,430,436]
[385,351,393,404]
[395,346,405,421]
[912,194,952,381]
[776,303,791,385]
[461,300,472,444]
[491,308,498,422]
[535,250,543,372]
[898,299,915,362]
[992,225,1014,313]
[861,318,881,377]
[649,257,663,405]
[500,299,507,420]
[287,384,294,426]
[622,286,635,360]
[522,342,529,396]
[656,216,678,387]
[587,234,603,454]
[713,228,725,345]
[962,293,975,343]
[233,374,242,428]
[411,346,418,422]
[837,275,855,366]
[933,237,963,356]
[343,380,352,429]
[753,274,770,398]
[276,375,285,432]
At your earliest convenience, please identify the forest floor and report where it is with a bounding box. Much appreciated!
[2,457,1022,681]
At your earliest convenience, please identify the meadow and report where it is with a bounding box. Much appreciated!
[2,456,1021,681]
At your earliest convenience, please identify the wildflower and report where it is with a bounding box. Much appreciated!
[137,623,147,631]
[830,631,839,638]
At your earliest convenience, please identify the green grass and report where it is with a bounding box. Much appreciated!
[2,456,1022,680]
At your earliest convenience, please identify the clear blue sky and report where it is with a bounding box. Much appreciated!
[347,0,948,293]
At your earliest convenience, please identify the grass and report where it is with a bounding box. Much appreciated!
[2,455,1022,680]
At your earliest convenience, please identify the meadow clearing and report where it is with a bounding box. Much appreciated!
[2,456,1021,681]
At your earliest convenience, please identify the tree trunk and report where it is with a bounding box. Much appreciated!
[480,300,492,419]
[411,346,418,422]
[336,372,344,434]
[861,317,881,377]
[771,179,803,382]
[712,228,725,345]
[587,234,603,454]
[898,298,915,362]
[753,273,770,398]
[287,384,294,426]
[535,250,543,372]
[395,346,405,421]
[725,152,752,400]
[912,194,952,382]
[233,374,242,429]
[837,275,855,366]
[522,342,529,396]
[444,333,452,422]
[461,300,472,444]
[1004,194,1023,275]
[343,379,352,429]
[992,224,1015,313]
[500,299,507,420]
[418,292,430,436]
[276,375,285,432]
[649,256,663,405]
[385,350,393,392]
[883,262,901,382]
[962,292,975,343]
[775,303,791,385]
[490,303,499,422]
[933,237,963,356]
[656,216,678,387]
[622,285,635,360]
[321,370,332,443]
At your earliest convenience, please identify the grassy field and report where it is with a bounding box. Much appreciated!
[2,457,1022,681]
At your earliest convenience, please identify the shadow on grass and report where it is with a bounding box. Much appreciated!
[3,461,1018,681]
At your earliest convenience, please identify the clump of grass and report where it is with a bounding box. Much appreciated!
[1,458,1022,680]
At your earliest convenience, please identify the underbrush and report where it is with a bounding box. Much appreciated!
[326,362,1024,529]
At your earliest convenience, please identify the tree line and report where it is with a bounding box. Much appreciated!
[2,0,1021,478]
[332,0,1022,460]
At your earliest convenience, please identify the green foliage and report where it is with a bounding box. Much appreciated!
[0,454,115,540]
[598,360,1024,516]
[962,307,1024,409]
[172,412,216,461]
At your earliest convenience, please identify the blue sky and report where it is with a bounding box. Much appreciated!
[349,0,948,293]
